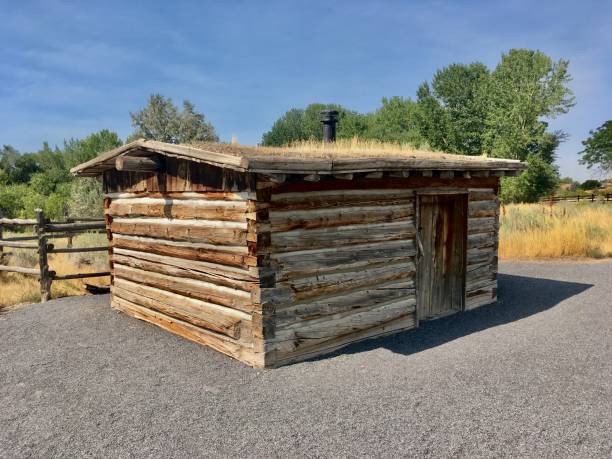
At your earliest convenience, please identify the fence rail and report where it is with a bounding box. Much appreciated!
[0,209,110,302]
[539,193,612,204]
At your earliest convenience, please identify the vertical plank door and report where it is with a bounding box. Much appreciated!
[417,193,468,320]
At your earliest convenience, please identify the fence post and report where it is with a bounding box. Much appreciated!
[35,209,52,302]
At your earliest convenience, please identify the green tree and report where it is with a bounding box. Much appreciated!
[579,121,611,174]
[579,179,602,190]
[415,83,456,151]
[261,103,369,146]
[427,63,489,155]
[483,49,575,160]
[366,97,424,145]
[64,130,123,217]
[500,154,559,203]
[64,130,122,169]
[130,94,218,144]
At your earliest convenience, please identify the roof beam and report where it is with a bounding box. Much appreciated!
[115,155,163,172]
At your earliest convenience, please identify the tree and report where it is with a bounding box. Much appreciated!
[579,179,602,191]
[63,130,122,169]
[500,154,559,203]
[261,109,307,146]
[483,49,575,160]
[579,121,611,174]
[366,97,424,145]
[64,130,123,218]
[415,83,456,151]
[427,63,490,155]
[130,94,218,144]
[261,103,369,146]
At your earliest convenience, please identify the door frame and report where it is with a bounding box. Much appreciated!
[414,189,469,325]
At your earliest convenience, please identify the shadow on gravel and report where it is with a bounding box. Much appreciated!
[318,273,593,360]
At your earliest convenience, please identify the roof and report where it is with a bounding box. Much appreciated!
[70,139,527,177]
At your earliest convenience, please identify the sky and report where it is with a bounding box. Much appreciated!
[1,0,610,180]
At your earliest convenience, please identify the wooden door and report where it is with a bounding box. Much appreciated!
[416,193,468,320]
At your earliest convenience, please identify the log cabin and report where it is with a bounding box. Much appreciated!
[71,137,526,367]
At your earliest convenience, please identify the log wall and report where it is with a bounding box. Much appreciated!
[102,161,500,368]
[103,164,265,367]
[258,177,500,367]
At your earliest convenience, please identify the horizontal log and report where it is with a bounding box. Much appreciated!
[0,240,38,249]
[270,220,416,252]
[468,189,496,201]
[108,197,249,221]
[105,191,256,201]
[468,200,498,218]
[116,155,162,172]
[113,247,256,281]
[468,217,498,235]
[111,296,260,367]
[285,259,416,301]
[110,218,247,245]
[467,232,496,250]
[0,218,37,225]
[275,278,416,326]
[45,222,106,232]
[271,176,500,194]
[112,234,251,267]
[112,252,257,292]
[0,265,40,276]
[272,239,416,281]
[274,297,416,337]
[113,279,249,338]
[270,189,415,210]
[267,313,417,366]
[48,246,108,254]
[53,271,110,280]
[113,263,253,312]
[0,235,38,241]
[268,204,414,232]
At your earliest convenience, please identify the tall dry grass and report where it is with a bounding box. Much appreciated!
[0,232,109,309]
[499,202,612,259]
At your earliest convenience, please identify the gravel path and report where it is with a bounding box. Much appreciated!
[1,261,611,458]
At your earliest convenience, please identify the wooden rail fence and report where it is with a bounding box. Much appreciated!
[0,209,109,302]
[539,193,612,204]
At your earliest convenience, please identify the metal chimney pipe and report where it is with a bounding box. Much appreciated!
[320,110,339,142]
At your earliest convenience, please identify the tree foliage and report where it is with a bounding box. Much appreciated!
[130,94,218,144]
[261,48,575,203]
[579,121,611,174]
[500,154,559,203]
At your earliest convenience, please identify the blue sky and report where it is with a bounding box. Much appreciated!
[1,0,610,180]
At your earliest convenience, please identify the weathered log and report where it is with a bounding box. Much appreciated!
[112,251,257,292]
[112,234,252,267]
[112,279,249,338]
[0,265,40,276]
[115,155,162,172]
[0,218,37,225]
[45,222,106,232]
[111,296,261,367]
[110,217,247,245]
[113,263,253,312]
[48,246,108,254]
[0,240,38,249]
[53,271,110,280]
[268,204,414,231]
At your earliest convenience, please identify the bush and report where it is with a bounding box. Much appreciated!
[68,178,104,218]
[500,154,558,203]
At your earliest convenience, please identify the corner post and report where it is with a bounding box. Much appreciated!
[35,209,51,302]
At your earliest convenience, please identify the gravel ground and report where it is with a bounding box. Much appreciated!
[1,261,611,458]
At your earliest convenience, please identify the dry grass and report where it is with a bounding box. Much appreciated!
[499,202,612,259]
[0,232,109,309]
[194,138,496,161]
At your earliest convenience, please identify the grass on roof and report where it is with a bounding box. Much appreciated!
[193,138,490,161]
